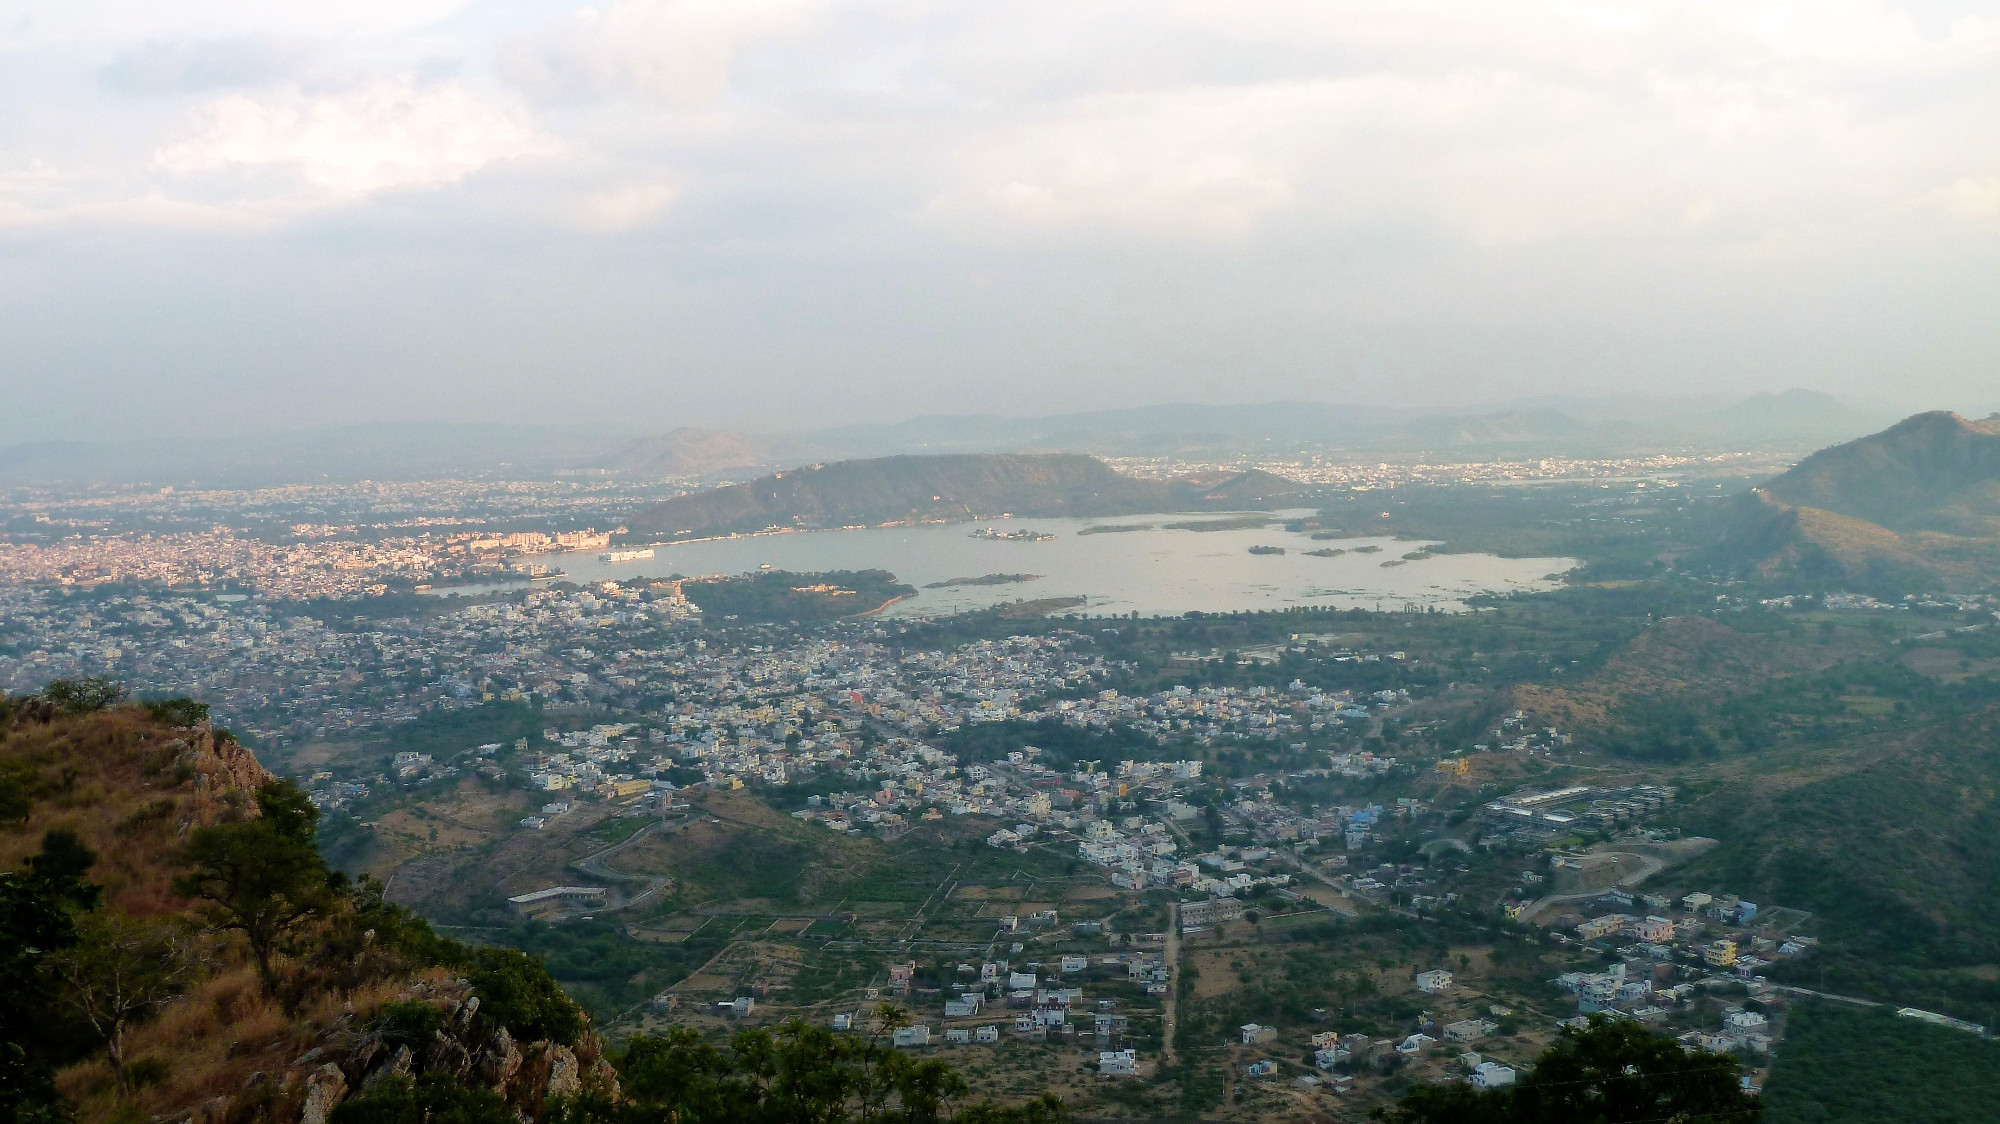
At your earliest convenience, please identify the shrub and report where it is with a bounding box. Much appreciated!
[467,948,584,1047]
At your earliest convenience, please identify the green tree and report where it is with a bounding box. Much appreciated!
[37,678,125,715]
[1378,1017,1760,1124]
[173,782,334,994]
[331,1074,517,1124]
[0,832,101,1121]
[48,915,200,1089]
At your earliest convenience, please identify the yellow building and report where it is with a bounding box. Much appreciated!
[1704,939,1738,968]
[1434,757,1471,776]
[602,778,651,799]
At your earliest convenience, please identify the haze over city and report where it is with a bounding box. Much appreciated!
[3,0,1999,444]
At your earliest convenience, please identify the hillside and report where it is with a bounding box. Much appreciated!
[1715,412,2000,588]
[0,693,620,1124]
[599,428,768,479]
[1763,411,2000,535]
[622,452,1303,540]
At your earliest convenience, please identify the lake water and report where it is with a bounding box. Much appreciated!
[423,511,1574,616]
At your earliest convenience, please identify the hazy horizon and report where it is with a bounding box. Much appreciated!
[3,1,1998,444]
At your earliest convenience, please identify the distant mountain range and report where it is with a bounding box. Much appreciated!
[1718,411,2000,588]
[0,390,1897,489]
[621,453,1304,541]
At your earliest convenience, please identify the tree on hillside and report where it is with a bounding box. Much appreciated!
[49,914,201,1090]
[1377,1017,1760,1124]
[37,677,126,715]
[174,780,335,995]
[1,832,102,1121]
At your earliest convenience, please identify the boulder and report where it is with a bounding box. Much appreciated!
[299,1064,348,1124]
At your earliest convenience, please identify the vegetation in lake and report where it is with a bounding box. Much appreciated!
[922,573,1042,588]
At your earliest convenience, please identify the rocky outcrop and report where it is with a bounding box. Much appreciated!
[173,727,275,794]
[298,1065,346,1124]
[200,978,620,1124]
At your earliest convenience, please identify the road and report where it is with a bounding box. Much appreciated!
[1515,851,1665,924]
[1161,901,1180,1069]
[569,813,682,913]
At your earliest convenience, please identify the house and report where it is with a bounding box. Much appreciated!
[974,1025,1000,1044]
[1099,1049,1138,1077]
[1314,1046,1349,1070]
[1397,1033,1438,1054]
[1705,940,1738,968]
[1414,969,1454,993]
[729,997,755,1017]
[1725,1010,1769,1034]
[945,996,982,1017]
[1634,916,1676,942]
[1682,892,1714,913]
[1245,1060,1279,1078]
[1576,914,1633,941]
[944,1029,970,1044]
[1060,956,1088,974]
[1443,1019,1496,1043]
[831,1013,852,1031]
[892,1025,932,1047]
[1241,1023,1277,1046]
[1472,1062,1517,1089]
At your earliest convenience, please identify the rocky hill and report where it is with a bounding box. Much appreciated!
[0,692,615,1124]
[599,428,769,479]
[1716,412,2000,588]
[1762,411,2000,536]
[622,452,1303,541]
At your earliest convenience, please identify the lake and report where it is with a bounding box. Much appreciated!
[422,511,1574,616]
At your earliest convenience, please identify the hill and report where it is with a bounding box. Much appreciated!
[0,691,619,1124]
[599,428,768,479]
[1715,412,2000,588]
[621,452,1303,541]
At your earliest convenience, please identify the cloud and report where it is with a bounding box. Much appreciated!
[573,180,682,230]
[499,0,826,104]
[101,36,312,95]
[153,77,562,197]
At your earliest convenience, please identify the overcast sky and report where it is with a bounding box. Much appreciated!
[2,0,1997,441]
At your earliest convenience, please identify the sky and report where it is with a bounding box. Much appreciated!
[1,0,1998,442]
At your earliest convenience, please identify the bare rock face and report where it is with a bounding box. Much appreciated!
[545,1046,581,1100]
[177,727,275,794]
[480,1028,522,1091]
[423,1028,474,1081]
[298,1063,348,1124]
[360,1045,413,1091]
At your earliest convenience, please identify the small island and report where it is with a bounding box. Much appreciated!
[1305,547,1346,557]
[1401,550,1435,561]
[1078,523,1154,535]
[970,527,1055,541]
[1163,515,1273,532]
[923,573,1043,588]
[1247,545,1286,555]
[1353,544,1383,554]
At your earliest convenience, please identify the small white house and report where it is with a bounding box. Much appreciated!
[1472,1062,1517,1089]
[1099,1049,1138,1077]
[893,1025,932,1048]
[1241,1023,1277,1046]
[1414,969,1454,993]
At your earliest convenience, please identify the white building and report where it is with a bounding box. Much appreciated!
[1472,1062,1517,1089]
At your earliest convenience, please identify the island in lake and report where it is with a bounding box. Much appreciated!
[1247,545,1286,555]
[1305,547,1346,557]
[1353,544,1383,553]
[1078,523,1154,535]
[924,573,1043,588]
[970,527,1055,541]
[1162,515,1273,532]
